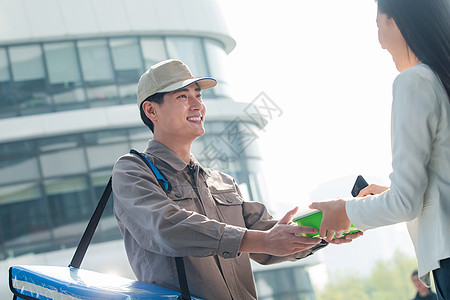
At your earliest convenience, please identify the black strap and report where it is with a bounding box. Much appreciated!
[175,257,191,300]
[130,149,191,300]
[68,150,191,299]
[69,177,112,269]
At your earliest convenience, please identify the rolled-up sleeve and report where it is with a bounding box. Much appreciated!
[238,185,327,264]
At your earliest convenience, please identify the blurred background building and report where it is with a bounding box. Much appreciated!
[0,0,319,298]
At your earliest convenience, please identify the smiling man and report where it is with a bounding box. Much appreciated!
[112,59,354,299]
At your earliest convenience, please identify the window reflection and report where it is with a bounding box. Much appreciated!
[110,38,143,83]
[0,48,15,117]
[254,267,316,300]
[204,40,231,97]
[86,143,129,171]
[0,182,49,248]
[9,45,51,114]
[0,157,40,185]
[140,38,167,69]
[0,36,231,119]
[38,135,81,152]
[44,42,86,108]
[166,37,208,77]
[40,148,87,177]
[0,140,35,156]
[83,129,127,145]
[0,122,262,258]
[110,38,143,103]
[45,176,92,227]
[78,40,118,103]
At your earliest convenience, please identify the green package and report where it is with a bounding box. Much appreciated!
[292,210,360,238]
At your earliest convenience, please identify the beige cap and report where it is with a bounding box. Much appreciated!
[137,59,217,107]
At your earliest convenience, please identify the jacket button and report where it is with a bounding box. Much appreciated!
[175,192,182,198]
[226,198,233,203]
[223,252,231,258]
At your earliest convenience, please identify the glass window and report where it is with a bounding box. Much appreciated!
[140,38,167,69]
[254,267,314,299]
[77,40,117,103]
[91,171,121,240]
[45,176,91,227]
[0,48,15,117]
[78,40,114,83]
[83,129,127,145]
[110,38,143,83]
[0,183,49,243]
[0,140,35,157]
[0,182,42,205]
[9,45,52,114]
[91,171,112,201]
[0,157,40,185]
[129,127,151,140]
[110,38,143,102]
[38,135,81,152]
[165,37,208,77]
[86,143,129,171]
[118,84,137,104]
[85,85,118,104]
[204,39,231,97]
[204,39,228,82]
[128,127,151,150]
[40,148,87,177]
[43,42,85,107]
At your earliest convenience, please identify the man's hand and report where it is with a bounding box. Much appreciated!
[309,200,351,241]
[240,207,321,256]
[327,231,364,244]
[358,184,389,197]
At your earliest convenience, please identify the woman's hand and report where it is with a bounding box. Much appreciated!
[358,184,389,197]
[240,207,321,256]
[327,231,364,244]
[309,199,351,241]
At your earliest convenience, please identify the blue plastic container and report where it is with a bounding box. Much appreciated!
[9,265,202,300]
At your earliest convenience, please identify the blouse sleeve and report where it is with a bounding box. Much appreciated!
[345,67,439,230]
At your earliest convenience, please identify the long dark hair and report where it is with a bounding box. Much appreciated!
[377,0,450,101]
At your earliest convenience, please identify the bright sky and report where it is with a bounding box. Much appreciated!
[218,0,395,209]
[218,0,416,286]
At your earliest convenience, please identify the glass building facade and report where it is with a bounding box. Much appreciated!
[0,35,263,259]
[0,36,230,118]
[0,1,317,299]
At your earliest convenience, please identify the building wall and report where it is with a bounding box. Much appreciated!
[0,0,235,52]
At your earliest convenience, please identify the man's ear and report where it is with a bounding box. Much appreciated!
[142,101,158,121]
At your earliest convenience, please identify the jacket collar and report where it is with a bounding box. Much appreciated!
[144,140,205,172]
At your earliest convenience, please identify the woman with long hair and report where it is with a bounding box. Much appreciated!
[310,0,450,298]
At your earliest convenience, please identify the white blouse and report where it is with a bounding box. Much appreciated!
[346,63,450,285]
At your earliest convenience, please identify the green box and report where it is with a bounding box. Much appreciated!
[292,210,359,238]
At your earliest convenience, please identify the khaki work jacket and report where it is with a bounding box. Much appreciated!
[112,140,326,299]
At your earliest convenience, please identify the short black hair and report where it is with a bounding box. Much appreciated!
[140,93,165,133]
[411,270,418,277]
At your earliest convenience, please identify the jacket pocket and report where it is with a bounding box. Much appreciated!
[211,191,245,226]
[170,185,202,212]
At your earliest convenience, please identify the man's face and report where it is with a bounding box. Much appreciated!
[153,82,206,142]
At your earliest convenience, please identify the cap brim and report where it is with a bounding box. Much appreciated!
[159,77,217,93]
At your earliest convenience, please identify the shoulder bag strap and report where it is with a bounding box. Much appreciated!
[69,177,112,268]
[130,149,191,300]
[129,149,171,193]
